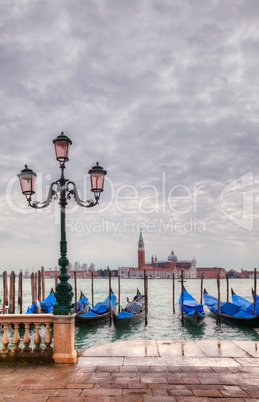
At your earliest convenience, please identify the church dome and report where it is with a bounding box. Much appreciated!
[168,250,177,261]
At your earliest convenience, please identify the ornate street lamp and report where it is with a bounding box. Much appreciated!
[18,132,107,315]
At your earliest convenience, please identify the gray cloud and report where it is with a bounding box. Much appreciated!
[1,0,259,272]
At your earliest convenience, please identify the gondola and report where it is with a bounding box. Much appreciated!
[179,288,205,326]
[113,289,145,327]
[76,292,116,325]
[76,291,90,316]
[26,288,56,314]
[204,289,259,328]
[232,288,259,315]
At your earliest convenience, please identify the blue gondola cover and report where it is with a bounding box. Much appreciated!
[117,311,134,319]
[79,293,116,317]
[204,292,259,318]
[179,289,204,316]
[77,296,89,312]
[232,293,251,309]
[26,292,56,314]
[232,292,259,315]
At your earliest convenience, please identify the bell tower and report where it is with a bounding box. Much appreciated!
[138,230,145,268]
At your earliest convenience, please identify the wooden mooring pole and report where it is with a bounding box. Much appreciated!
[254,268,257,315]
[3,271,8,314]
[18,270,23,314]
[9,271,13,314]
[118,274,121,314]
[144,270,148,325]
[41,266,45,300]
[34,272,38,301]
[9,271,15,314]
[74,271,77,313]
[31,272,35,304]
[200,272,204,304]
[226,273,229,302]
[12,271,15,314]
[181,270,184,325]
[216,270,221,325]
[146,271,148,315]
[91,271,94,307]
[55,271,58,288]
[172,273,175,314]
[109,270,112,326]
[38,270,41,302]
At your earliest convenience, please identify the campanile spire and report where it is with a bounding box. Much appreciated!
[138,229,145,268]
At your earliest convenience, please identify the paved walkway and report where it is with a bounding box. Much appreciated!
[1,340,259,400]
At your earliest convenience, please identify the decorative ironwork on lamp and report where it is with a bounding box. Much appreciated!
[18,132,107,315]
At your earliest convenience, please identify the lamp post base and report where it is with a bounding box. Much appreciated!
[54,272,74,315]
[52,314,77,364]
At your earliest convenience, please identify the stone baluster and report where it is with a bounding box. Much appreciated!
[44,322,52,354]
[33,322,42,353]
[22,322,31,353]
[1,323,10,354]
[12,323,21,353]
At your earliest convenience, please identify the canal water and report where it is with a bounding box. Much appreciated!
[7,277,259,352]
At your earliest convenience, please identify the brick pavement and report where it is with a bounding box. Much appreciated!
[0,340,259,401]
[1,362,259,401]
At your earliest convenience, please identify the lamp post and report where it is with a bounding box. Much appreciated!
[18,132,107,315]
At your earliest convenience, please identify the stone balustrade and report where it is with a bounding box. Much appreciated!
[0,314,77,364]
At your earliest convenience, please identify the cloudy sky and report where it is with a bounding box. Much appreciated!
[1,0,259,273]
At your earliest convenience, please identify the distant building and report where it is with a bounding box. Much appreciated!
[44,269,98,279]
[228,269,241,278]
[239,269,258,279]
[24,268,30,279]
[196,267,226,279]
[227,269,259,279]
[118,230,197,279]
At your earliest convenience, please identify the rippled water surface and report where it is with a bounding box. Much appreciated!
[5,277,259,352]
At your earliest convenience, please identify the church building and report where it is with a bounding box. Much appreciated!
[118,230,197,279]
